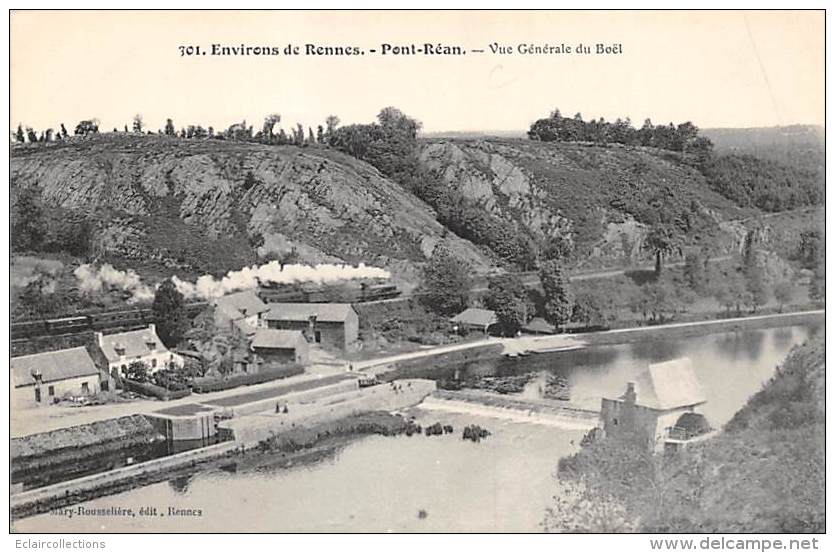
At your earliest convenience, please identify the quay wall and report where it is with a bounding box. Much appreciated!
[577,310,824,347]
[222,379,360,417]
[379,344,504,380]
[10,441,238,519]
[221,379,437,446]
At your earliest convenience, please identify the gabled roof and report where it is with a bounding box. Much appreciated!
[11,347,99,387]
[251,328,307,350]
[634,358,706,410]
[523,317,555,334]
[98,326,168,363]
[214,290,268,320]
[265,303,355,323]
[450,308,497,327]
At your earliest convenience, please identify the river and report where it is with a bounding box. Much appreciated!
[14,324,820,533]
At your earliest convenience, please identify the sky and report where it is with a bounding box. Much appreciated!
[10,10,825,134]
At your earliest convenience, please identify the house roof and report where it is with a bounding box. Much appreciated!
[265,303,355,323]
[11,347,100,387]
[634,358,706,410]
[98,326,169,363]
[523,317,556,334]
[214,290,268,320]
[251,328,307,350]
[450,308,497,327]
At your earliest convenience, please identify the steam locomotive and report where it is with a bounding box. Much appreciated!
[12,280,401,341]
[257,280,401,304]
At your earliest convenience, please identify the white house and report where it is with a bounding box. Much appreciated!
[96,324,183,377]
[11,347,106,408]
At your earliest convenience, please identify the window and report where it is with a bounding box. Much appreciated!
[101,381,109,392]
[151,358,157,368]
[613,418,619,426]
[48,386,55,397]
[34,388,41,403]
[81,382,89,394]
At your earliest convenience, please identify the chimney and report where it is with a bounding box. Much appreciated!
[624,382,637,405]
[148,323,156,335]
[96,332,105,348]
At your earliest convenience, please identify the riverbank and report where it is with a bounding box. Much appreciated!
[359,309,824,380]
[10,410,439,521]
[10,415,165,492]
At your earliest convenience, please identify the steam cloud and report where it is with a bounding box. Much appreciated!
[172,261,391,299]
[74,264,155,303]
[74,261,391,302]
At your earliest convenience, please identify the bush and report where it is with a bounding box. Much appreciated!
[190,364,304,393]
[121,378,191,401]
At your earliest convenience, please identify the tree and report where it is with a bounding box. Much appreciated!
[644,224,679,275]
[262,114,281,143]
[316,124,325,144]
[132,114,144,133]
[164,118,176,136]
[571,293,604,327]
[152,279,187,347]
[683,252,707,294]
[11,187,44,252]
[744,264,769,312]
[796,230,823,270]
[15,124,24,143]
[59,123,69,139]
[325,115,340,142]
[773,280,794,313]
[419,241,471,317]
[74,119,99,135]
[542,233,574,262]
[809,266,825,304]
[124,360,149,383]
[26,127,38,143]
[484,273,531,336]
[540,259,573,328]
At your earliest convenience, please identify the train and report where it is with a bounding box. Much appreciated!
[10,303,209,341]
[12,280,402,341]
[257,280,401,304]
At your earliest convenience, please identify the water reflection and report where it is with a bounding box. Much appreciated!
[15,324,820,533]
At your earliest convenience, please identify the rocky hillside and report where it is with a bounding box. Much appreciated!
[10,135,493,282]
[420,138,751,266]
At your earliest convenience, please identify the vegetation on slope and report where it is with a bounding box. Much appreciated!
[545,335,825,533]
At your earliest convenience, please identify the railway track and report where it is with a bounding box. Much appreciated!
[11,282,403,343]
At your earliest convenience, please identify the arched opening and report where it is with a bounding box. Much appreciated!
[669,412,711,440]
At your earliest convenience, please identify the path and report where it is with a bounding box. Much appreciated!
[10,365,351,438]
[13,309,823,438]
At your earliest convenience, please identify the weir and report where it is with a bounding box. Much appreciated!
[421,389,600,430]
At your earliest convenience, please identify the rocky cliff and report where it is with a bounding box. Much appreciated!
[419,138,749,266]
[10,135,493,281]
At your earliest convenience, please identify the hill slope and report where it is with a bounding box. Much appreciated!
[420,138,750,265]
[10,134,493,281]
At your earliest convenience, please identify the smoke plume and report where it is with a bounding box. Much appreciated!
[172,261,391,300]
[74,263,155,303]
[74,261,391,302]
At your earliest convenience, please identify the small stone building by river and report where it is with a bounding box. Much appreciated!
[600,357,713,452]
[265,303,358,351]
